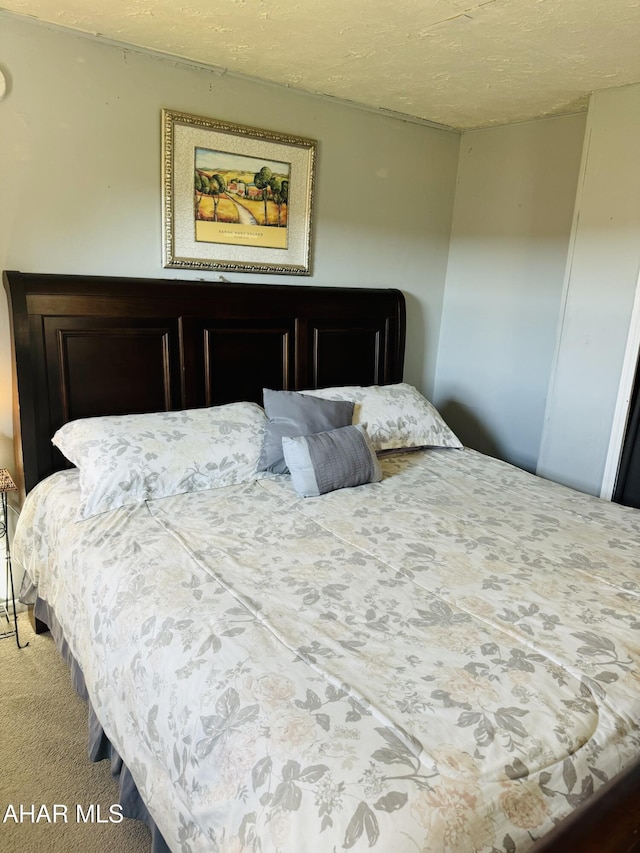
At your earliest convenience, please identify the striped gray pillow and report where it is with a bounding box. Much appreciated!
[282,424,382,497]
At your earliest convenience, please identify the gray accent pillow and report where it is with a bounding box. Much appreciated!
[258,389,355,475]
[282,424,382,497]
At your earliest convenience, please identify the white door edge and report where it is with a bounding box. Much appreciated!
[601,264,640,499]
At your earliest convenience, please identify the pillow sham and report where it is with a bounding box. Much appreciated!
[258,388,355,475]
[303,382,462,452]
[282,424,382,497]
[52,402,268,520]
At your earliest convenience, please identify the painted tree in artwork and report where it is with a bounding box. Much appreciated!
[269,175,288,227]
[254,166,273,225]
[194,171,207,219]
[279,179,288,225]
[209,173,227,222]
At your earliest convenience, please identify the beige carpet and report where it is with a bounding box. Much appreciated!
[0,613,151,852]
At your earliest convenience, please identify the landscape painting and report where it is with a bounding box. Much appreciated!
[162,109,316,275]
[194,148,290,250]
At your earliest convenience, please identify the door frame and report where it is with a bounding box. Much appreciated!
[601,265,640,499]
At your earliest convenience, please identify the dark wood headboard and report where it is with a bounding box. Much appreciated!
[4,271,405,494]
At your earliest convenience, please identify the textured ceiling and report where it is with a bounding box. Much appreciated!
[2,0,640,129]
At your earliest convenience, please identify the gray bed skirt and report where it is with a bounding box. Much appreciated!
[34,596,171,853]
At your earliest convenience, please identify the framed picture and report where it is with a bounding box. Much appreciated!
[162,109,317,275]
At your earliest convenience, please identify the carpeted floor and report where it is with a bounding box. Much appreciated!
[0,612,151,852]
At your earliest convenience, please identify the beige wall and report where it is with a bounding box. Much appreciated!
[0,12,460,473]
[434,113,587,472]
[537,83,640,495]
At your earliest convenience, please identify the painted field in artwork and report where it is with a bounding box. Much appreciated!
[194,147,290,249]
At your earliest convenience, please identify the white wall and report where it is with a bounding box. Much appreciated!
[433,114,586,471]
[0,12,460,475]
[537,83,640,495]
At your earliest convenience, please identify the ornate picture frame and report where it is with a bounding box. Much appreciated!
[162,109,316,275]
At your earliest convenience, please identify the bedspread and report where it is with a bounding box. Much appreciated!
[13,448,640,852]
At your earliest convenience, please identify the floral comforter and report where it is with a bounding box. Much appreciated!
[13,448,640,852]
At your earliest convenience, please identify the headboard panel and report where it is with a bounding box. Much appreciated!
[4,271,405,494]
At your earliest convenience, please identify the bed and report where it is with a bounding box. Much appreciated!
[5,270,640,852]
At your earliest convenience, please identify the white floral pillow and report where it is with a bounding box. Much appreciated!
[52,402,268,519]
[303,383,462,453]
